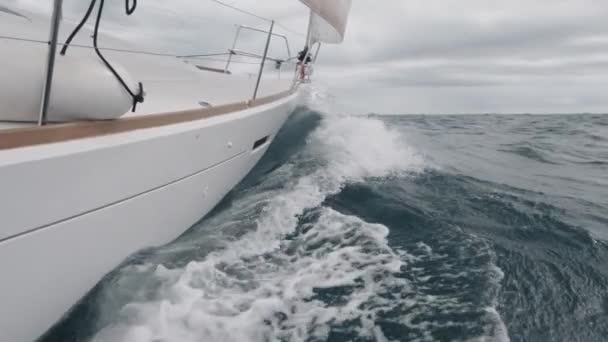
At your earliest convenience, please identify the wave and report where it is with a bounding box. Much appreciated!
[51,95,601,342]
[76,102,434,341]
[498,143,560,165]
[36,92,608,342]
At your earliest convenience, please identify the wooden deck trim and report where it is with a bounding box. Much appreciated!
[0,88,296,151]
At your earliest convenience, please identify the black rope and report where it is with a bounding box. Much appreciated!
[93,0,144,111]
[125,0,137,15]
[60,0,97,55]
[61,0,144,112]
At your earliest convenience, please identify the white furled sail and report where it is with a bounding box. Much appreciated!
[300,0,352,44]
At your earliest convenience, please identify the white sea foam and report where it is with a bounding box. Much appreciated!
[92,93,508,341]
[481,307,511,342]
[93,208,412,342]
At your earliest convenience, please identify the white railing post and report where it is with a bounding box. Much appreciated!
[252,20,274,100]
[38,0,63,126]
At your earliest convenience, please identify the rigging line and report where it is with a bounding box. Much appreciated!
[0,35,182,57]
[208,0,307,37]
[189,57,257,64]
[208,0,270,22]
[145,2,306,37]
[186,56,260,64]
[229,50,286,63]
[142,5,239,28]
[0,35,255,62]
[68,44,177,57]
[274,22,307,37]
[0,35,47,44]
[176,52,231,58]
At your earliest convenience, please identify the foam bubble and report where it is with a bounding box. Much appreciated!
[93,208,410,342]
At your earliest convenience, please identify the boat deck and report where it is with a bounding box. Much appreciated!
[0,61,295,129]
[127,59,294,116]
[0,7,296,131]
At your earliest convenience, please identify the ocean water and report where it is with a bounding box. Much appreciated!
[42,94,608,341]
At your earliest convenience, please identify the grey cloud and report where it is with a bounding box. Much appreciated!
[312,0,608,113]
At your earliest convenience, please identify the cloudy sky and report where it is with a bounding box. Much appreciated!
[6,0,608,114]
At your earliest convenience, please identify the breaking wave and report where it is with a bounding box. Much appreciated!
[86,105,437,342]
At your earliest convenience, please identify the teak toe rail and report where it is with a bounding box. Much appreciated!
[0,89,295,151]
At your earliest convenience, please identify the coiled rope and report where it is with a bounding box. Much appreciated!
[61,0,144,112]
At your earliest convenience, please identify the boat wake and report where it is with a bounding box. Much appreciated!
[43,89,510,342]
[92,99,427,341]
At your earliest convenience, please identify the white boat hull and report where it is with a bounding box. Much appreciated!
[0,93,297,341]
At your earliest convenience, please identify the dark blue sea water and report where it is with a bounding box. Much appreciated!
[42,101,608,341]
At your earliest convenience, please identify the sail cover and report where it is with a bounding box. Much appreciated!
[300,0,352,44]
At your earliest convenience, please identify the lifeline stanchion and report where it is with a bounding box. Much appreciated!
[37,0,63,126]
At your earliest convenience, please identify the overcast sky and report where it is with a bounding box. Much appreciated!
[7,0,608,114]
